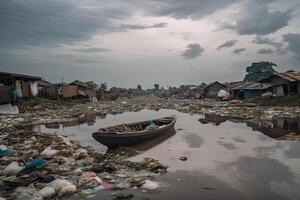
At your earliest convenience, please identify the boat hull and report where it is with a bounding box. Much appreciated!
[92,117,176,148]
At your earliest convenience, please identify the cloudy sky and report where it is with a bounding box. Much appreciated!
[1,0,300,88]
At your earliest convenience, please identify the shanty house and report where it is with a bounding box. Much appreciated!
[231,82,271,98]
[259,71,300,96]
[203,81,226,98]
[55,82,78,98]
[0,72,41,103]
[38,80,57,98]
[70,80,97,98]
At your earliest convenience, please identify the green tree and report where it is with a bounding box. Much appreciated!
[137,84,142,90]
[154,84,160,90]
[243,61,277,82]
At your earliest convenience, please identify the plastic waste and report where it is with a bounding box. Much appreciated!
[229,99,242,104]
[146,119,154,125]
[0,145,8,151]
[144,123,158,131]
[2,161,23,176]
[114,193,134,199]
[115,182,130,189]
[38,186,56,198]
[58,135,73,146]
[25,158,46,171]
[217,90,230,100]
[0,104,19,115]
[141,180,159,190]
[50,179,77,195]
[41,146,58,157]
[0,145,12,157]
[0,150,12,157]
[78,171,102,188]
[80,184,108,196]
[179,156,188,161]
[37,174,55,183]
[74,148,88,159]
[12,187,43,200]
[59,185,77,195]
[102,182,114,189]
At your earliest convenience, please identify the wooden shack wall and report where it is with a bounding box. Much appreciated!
[269,76,290,86]
[207,83,225,98]
[21,81,31,97]
[62,85,78,98]
[38,85,57,98]
[0,86,12,102]
[83,88,97,97]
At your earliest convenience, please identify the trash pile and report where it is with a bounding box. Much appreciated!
[0,128,168,199]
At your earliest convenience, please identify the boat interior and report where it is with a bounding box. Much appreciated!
[98,117,174,133]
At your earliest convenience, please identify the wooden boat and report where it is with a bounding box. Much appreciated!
[92,116,176,148]
[106,129,176,157]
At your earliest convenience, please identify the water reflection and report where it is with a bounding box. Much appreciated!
[199,113,300,139]
[198,114,227,126]
[217,156,300,199]
[45,113,101,128]
[107,129,176,158]
[28,109,300,199]
[247,117,300,138]
[217,141,239,150]
[182,132,204,148]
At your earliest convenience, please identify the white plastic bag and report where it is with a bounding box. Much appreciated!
[2,161,23,176]
[41,146,58,157]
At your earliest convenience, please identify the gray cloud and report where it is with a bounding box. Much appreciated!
[71,58,99,64]
[233,48,246,54]
[257,48,274,54]
[120,23,168,30]
[217,40,237,50]
[253,36,287,54]
[253,36,282,49]
[0,0,129,48]
[131,0,238,19]
[282,33,300,60]
[72,48,113,53]
[181,44,204,59]
[224,0,292,35]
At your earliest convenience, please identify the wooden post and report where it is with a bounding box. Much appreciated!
[287,81,290,96]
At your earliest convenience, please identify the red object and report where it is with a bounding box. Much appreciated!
[229,99,241,104]
[102,182,114,189]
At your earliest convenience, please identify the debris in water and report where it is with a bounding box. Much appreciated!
[179,156,188,161]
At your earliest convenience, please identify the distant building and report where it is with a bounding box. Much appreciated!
[70,80,97,98]
[108,87,130,100]
[259,71,300,96]
[0,72,41,103]
[231,82,271,98]
[38,80,57,98]
[203,81,226,98]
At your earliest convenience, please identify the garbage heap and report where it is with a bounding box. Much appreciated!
[0,128,168,200]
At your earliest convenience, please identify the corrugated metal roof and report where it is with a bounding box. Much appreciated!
[204,81,225,89]
[0,72,41,80]
[38,80,53,87]
[231,82,270,90]
[275,73,296,82]
[70,80,90,88]
[259,72,300,83]
[282,72,300,81]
